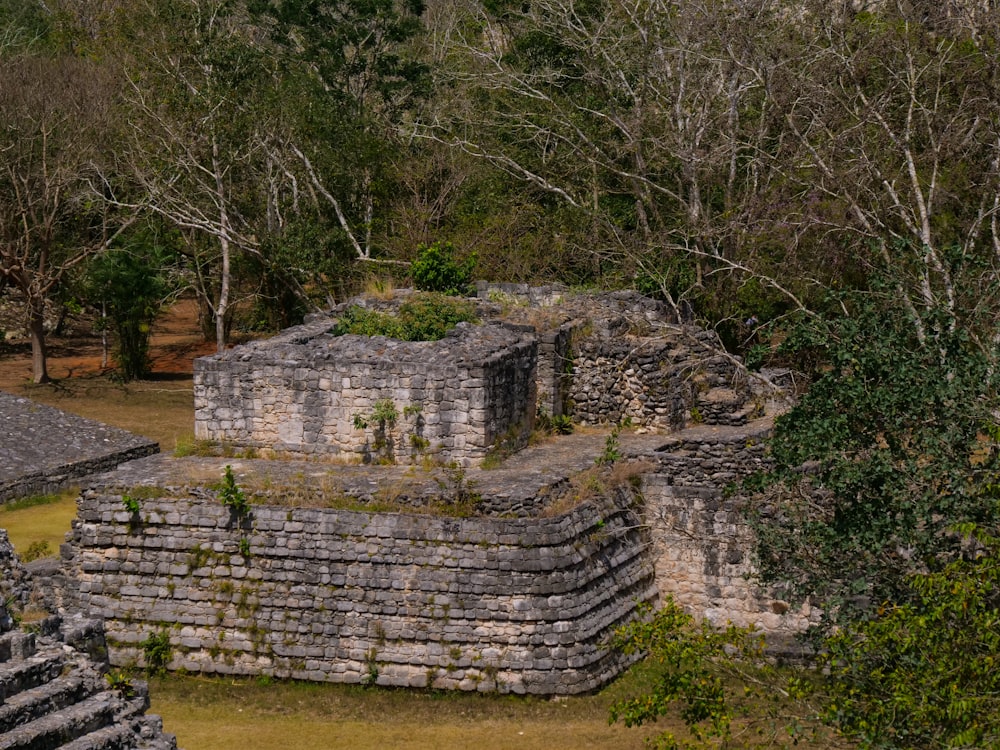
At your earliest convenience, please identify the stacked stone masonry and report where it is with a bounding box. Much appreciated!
[62,477,657,695]
[480,284,757,430]
[194,287,755,465]
[0,533,177,750]
[636,421,815,634]
[0,391,159,504]
[194,316,537,466]
[1,285,807,699]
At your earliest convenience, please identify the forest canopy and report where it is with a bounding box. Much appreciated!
[4,0,1000,744]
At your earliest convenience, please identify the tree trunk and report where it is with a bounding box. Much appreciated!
[215,233,230,354]
[28,301,50,384]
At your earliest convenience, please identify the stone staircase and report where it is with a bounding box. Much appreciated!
[0,618,176,750]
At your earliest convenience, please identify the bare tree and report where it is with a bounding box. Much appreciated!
[0,53,127,382]
[116,0,268,352]
[772,0,1000,348]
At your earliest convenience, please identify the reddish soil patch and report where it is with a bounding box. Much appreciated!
[0,298,221,449]
[0,298,215,389]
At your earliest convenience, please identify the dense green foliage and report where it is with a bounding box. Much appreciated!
[746,290,1000,623]
[85,230,178,381]
[140,629,173,676]
[411,241,475,296]
[333,293,476,341]
[823,522,1000,749]
[609,599,825,750]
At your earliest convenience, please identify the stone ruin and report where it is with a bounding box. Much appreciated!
[0,530,177,750]
[193,284,761,465]
[194,316,537,465]
[1,284,808,703]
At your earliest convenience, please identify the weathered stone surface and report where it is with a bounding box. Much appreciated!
[6,285,807,703]
[60,464,657,695]
[194,313,537,466]
[0,533,177,750]
[629,420,814,633]
[0,391,159,504]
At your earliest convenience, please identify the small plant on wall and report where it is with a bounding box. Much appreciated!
[353,400,427,464]
[218,465,250,517]
[140,629,172,676]
[354,398,399,463]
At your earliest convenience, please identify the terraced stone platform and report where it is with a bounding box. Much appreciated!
[0,391,159,504]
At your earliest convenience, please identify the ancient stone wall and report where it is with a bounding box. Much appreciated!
[473,284,754,429]
[0,530,32,630]
[569,327,755,429]
[62,485,657,695]
[1,531,177,749]
[194,321,537,466]
[535,321,576,419]
[634,422,815,634]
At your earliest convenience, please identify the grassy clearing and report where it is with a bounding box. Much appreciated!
[148,673,664,750]
[13,376,195,452]
[0,490,77,559]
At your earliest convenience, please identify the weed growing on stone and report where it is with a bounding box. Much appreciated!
[536,408,574,436]
[105,669,135,697]
[174,435,223,457]
[434,462,482,516]
[141,629,173,676]
[362,648,380,686]
[334,293,477,342]
[122,494,141,515]
[188,545,209,571]
[217,465,250,516]
[596,425,623,466]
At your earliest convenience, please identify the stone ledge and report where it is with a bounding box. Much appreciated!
[0,391,159,504]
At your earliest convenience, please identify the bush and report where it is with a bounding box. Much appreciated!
[334,294,477,342]
[22,540,51,562]
[820,521,1000,749]
[396,293,477,341]
[85,229,178,382]
[411,242,476,296]
[140,629,172,675]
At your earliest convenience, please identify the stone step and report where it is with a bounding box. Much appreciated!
[0,651,65,701]
[131,713,178,750]
[59,723,134,750]
[0,633,36,663]
[0,692,115,750]
[0,673,90,734]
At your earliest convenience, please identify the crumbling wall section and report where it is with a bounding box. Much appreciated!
[570,327,755,429]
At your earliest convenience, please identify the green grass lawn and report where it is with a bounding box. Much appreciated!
[148,672,663,750]
[0,491,78,560]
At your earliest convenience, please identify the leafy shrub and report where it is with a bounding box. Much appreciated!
[396,294,476,341]
[411,241,476,296]
[22,540,51,562]
[105,669,135,697]
[333,306,406,339]
[218,465,250,516]
[821,522,1000,749]
[334,294,476,342]
[140,629,172,675]
[122,494,141,514]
